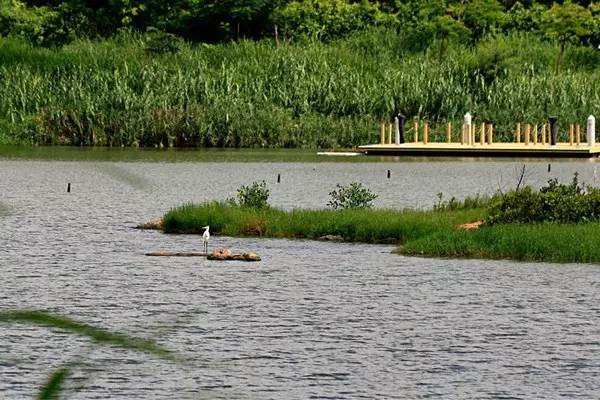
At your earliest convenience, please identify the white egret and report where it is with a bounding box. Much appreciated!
[202,226,210,254]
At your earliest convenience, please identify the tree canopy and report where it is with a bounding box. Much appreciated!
[3,0,600,51]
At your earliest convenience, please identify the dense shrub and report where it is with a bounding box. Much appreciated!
[235,181,270,209]
[327,182,377,210]
[486,174,600,224]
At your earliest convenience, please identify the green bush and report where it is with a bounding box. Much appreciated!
[327,182,377,210]
[235,180,270,209]
[486,173,600,224]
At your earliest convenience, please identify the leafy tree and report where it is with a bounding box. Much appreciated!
[462,0,505,41]
[542,1,592,73]
[273,0,397,41]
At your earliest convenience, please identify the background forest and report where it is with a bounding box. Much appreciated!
[2,0,600,147]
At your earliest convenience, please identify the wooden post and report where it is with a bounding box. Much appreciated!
[414,121,419,143]
[533,124,538,145]
[380,122,385,145]
[576,124,581,146]
[480,122,485,144]
[542,124,547,145]
[569,124,574,146]
[424,122,429,145]
[490,124,494,144]
[447,122,452,143]
[516,123,521,143]
[471,123,476,145]
[487,124,492,144]
[525,124,530,145]
[67,183,71,193]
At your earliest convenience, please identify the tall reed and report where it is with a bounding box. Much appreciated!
[1,31,599,147]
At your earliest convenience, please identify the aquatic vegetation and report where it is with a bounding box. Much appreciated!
[1,31,600,147]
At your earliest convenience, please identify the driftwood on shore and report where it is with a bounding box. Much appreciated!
[146,248,261,262]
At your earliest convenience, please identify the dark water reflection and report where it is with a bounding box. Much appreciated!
[1,158,599,399]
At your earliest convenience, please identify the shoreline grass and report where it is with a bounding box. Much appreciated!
[162,202,600,264]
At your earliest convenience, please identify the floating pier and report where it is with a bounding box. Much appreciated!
[358,115,600,158]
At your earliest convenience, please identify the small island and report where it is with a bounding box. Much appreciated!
[157,177,600,264]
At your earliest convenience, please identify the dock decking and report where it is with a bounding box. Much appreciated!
[358,143,600,158]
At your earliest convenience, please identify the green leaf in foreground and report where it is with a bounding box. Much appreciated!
[38,367,70,400]
[0,310,180,363]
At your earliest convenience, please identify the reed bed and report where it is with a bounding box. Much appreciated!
[2,31,600,147]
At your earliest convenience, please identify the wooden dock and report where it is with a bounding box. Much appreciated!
[358,143,600,158]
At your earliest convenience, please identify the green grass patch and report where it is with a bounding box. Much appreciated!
[163,202,600,263]
[402,223,600,264]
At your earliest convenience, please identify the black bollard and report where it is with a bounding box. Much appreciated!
[549,116,558,146]
[277,174,281,183]
[67,183,71,193]
[387,170,391,179]
[398,113,406,144]
[547,163,551,173]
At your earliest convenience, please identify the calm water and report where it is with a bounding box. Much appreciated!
[1,153,599,399]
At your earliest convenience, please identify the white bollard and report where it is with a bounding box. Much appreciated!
[394,116,400,145]
[587,115,595,146]
[463,112,472,145]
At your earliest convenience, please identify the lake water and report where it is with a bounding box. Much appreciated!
[1,151,599,399]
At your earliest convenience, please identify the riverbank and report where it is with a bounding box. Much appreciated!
[161,202,599,263]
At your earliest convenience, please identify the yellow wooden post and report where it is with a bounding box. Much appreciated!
[424,122,429,145]
[525,124,530,145]
[487,124,492,144]
[569,124,574,146]
[380,122,385,145]
[388,123,393,144]
[471,123,476,145]
[576,124,581,146]
[414,121,419,143]
[516,123,521,143]
[447,122,452,143]
[542,124,547,145]
[480,122,485,144]
[533,124,538,145]
[490,124,494,144]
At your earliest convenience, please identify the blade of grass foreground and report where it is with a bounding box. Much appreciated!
[38,367,70,400]
[0,310,181,363]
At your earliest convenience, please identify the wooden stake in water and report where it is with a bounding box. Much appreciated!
[424,122,429,145]
[447,122,452,143]
[414,121,419,143]
[67,183,71,193]
[570,124,574,146]
[387,170,391,179]
[516,123,521,143]
[277,174,281,183]
[533,124,538,145]
[525,124,530,145]
[380,122,385,145]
